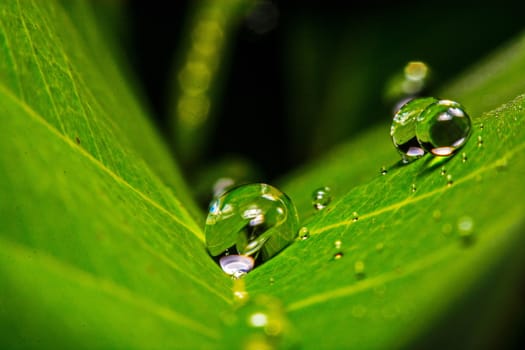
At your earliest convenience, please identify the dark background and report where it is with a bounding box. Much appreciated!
[125,0,525,181]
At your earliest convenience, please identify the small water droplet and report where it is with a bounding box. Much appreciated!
[416,99,472,157]
[205,183,299,274]
[446,174,453,186]
[375,242,384,252]
[477,135,483,147]
[457,216,474,245]
[269,277,275,285]
[312,186,332,210]
[298,227,310,240]
[391,97,437,163]
[496,158,508,171]
[228,295,299,350]
[333,252,344,260]
[352,212,359,222]
[334,240,342,249]
[380,166,388,175]
[354,260,366,278]
[411,183,417,193]
[479,123,484,130]
[432,209,442,221]
[440,166,447,176]
[461,152,467,163]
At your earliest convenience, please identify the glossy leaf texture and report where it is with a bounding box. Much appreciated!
[0,1,230,348]
[247,31,525,349]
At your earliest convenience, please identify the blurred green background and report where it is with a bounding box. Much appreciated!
[122,0,525,205]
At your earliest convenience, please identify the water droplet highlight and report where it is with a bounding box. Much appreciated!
[312,186,332,210]
[227,295,299,349]
[352,212,359,222]
[440,166,447,176]
[477,135,484,147]
[354,260,366,278]
[334,240,342,249]
[205,183,299,275]
[411,183,417,193]
[333,252,344,260]
[380,166,388,175]
[446,174,454,186]
[461,152,468,163]
[298,227,310,240]
[457,216,474,245]
[416,99,472,157]
[391,97,437,163]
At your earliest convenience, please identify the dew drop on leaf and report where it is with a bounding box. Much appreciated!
[457,216,475,245]
[333,252,344,260]
[380,166,388,175]
[205,183,299,276]
[334,240,342,249]
[440,166,447,176]
[446,174,454,186]
[461,152,468,163]
[227,295,299,350]
[477,135,484,148]
[390,97,437,163]
[352,212,359,222]
[432,209,442,221]
[312,186,332,210]
[416,99,472,157]
[411,183,417,193]
[354,260,366,278]
[375,242,384,252]
[298,227,310,240]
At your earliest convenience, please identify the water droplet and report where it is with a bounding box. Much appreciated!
[220,255,254,279]
[205,183,299,275]
[411,183,417,193]
[477,135,484,147]
[391,97,437,163]
[479,123,484,130]
[446,174,454,186]
[461,152,468,163]
[352,212,359,222]
[375,242,384,252]
[334,240,342,249]
[432,209,442,221]
[496,157,508,171]
[354,260,366,278]
[298,227,310,240]
[416,100,472,157]
[333,252,344,260]
[457,216,474,245]
[440,166,447,176]
[380,166,388,175]
[312,186,332,210]
[227,295,299,350]
[269,277,275,285]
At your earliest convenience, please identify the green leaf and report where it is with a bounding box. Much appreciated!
[0,1,230,348]
[2,0,525,349]
[245,32,525,348]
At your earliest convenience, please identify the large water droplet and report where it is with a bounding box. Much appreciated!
[391,97,438,163]
[457,215,475,245]
[416,100,472,156]
[205,183,299,276]
[312,186,332,210]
